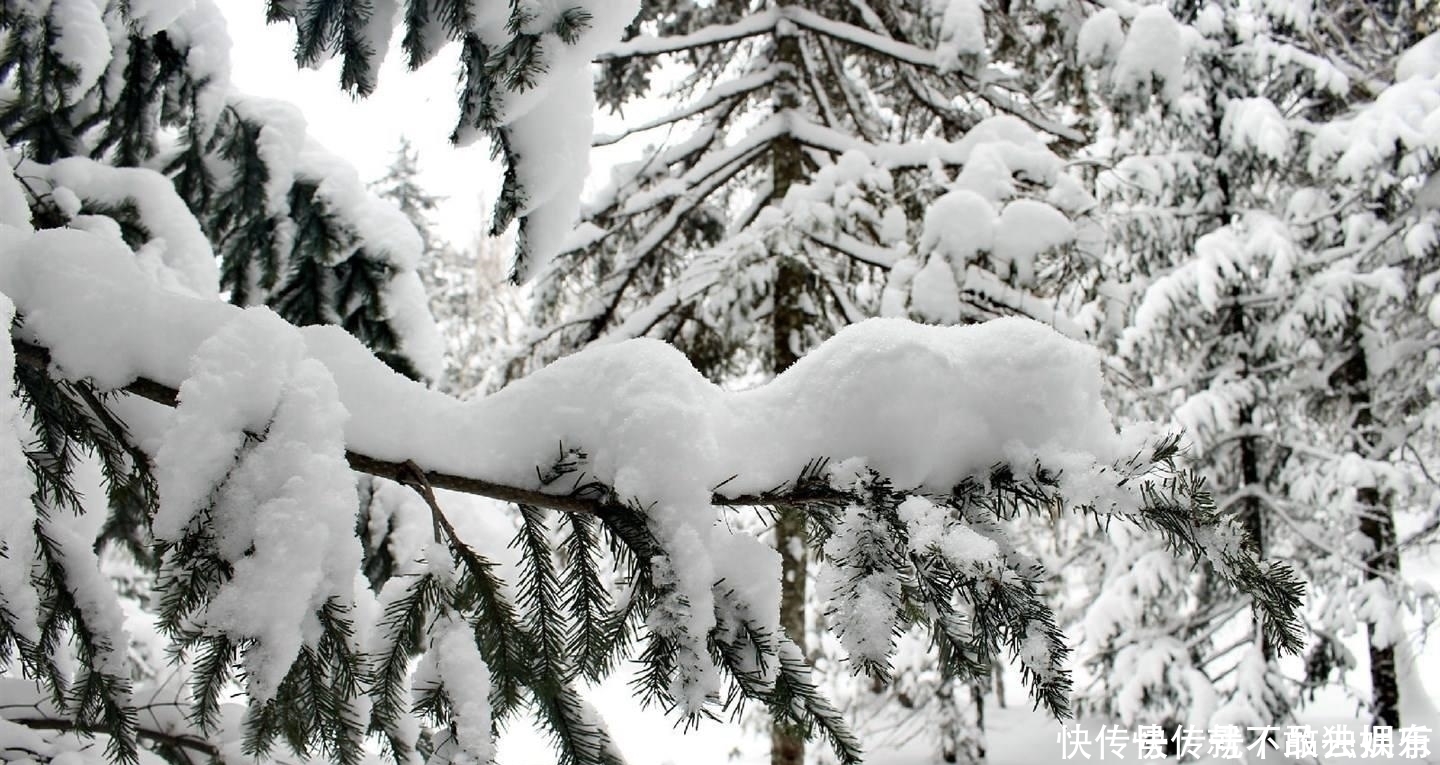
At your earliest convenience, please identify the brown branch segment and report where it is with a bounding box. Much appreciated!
[0,706,222,761]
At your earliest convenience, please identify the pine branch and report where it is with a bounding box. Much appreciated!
[595,11,779,63]
[2,710,223,760]
[10,337,866,517]
[366,572,442,761]
[513,503,568,690]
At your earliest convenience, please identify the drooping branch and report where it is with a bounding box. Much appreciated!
[0,697,223,762]
[10,338,846,516]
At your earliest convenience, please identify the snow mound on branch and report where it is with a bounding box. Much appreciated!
[48,0,111,100]
[1310,50,1440,181]
[953,116,1066,182]
[1222,98,1291,162]
[42,158,218,297]
[932,0,987,72]
[164,0,234,139]
[731,317,1120,491]
[1,228,1125,495]
[909,256,964,325]
[1077,8,1124,67]
[431,616,496,764]
[1111,6,1185,105]
[462,0,641,283]
[125,0,193,35]
[152,308,362,702]
[1397,32,1440,81]
[920,189,996,264]
[993,199,1074,287]
[0,143,30,231]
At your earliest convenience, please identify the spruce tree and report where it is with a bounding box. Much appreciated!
[1292,16,1440,727]
[1073,0,1438,739]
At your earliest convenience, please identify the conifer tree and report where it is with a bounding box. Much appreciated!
[1291,19,1440,727]
[1073,0,1438,739]
[0,0,442,381]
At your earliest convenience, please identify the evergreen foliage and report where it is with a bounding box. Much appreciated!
[11,2,1440,765]
[1069,0,1439,740]
[520,2,1109,759]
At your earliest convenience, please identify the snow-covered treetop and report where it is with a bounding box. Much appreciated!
[519,0,1105,383]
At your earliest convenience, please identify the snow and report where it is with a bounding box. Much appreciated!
[932,0,987,72]
[896,495,997,574]
[48,0,112,100]
[1250,35,1350,97]
[598,10,777,61]
[919,189,996,265]
[908,256,963,325]
[151,308,362,702]
[230,96,308,220]
[1310,74,1440,181]
[0,294,40,645]
[432,616,496,764]
[163,0,233,136]
[124,0,193,36]
[48,515,133,677]
[1398,33,1440,81]
[228,96,444,379]
[1111,6,1185,105]
[464,0,640,283]
[1222,97,1292,162]
[1264,0,1314,33]
[2,219,1136,516]
[1077,8,1124,67]
[0,223,1153,724]
[792,115,1063,176]
[992,199,1074,287]
[1418,175,1440,214]
[953,144,1017,200]
[0,144,31,231]
[41,158,219,297]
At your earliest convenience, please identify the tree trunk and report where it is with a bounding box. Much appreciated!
[1357,484,1401,727]
[769,8,809,765]
[1222,286,1271,659]
[1336,317,1402,728]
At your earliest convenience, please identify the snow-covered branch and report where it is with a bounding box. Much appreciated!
[8,336,852,519]
[596,11,779,62]
[592,69,779,147]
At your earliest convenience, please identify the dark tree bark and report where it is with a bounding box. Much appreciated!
[1335,314,1402,728]
[770,8,811,765]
